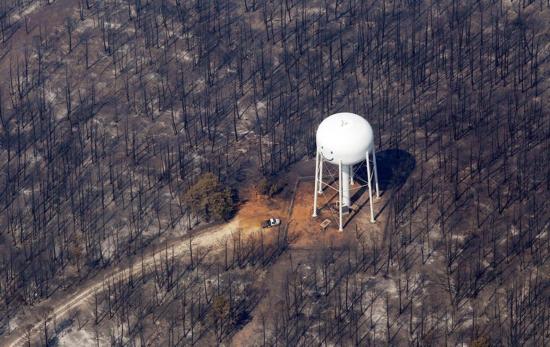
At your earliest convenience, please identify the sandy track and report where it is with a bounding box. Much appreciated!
[1,220,240,347]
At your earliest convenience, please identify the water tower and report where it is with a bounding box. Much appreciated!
[312,112,380,231]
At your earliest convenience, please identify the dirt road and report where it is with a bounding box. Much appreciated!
[1,175,292,347]
[1,219,241,347]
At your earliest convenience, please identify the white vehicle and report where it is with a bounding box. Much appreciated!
[261,218,281,228]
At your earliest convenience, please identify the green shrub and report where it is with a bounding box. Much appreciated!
[183,173,235,222]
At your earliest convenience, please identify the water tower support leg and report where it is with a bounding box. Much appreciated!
[339,160,343,231]
[318,156,324,194]
[312,150,319,217]
[349,165,354,185]
[341,165,351,208]
[366,152,375,223]
[372,146,380,198]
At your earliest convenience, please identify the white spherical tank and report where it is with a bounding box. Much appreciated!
[316,112,374,165]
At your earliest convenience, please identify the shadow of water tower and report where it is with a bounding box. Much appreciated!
[355,148,416,193]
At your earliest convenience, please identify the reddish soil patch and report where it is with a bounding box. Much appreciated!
[234,186,288,235]
[286,159,388,249]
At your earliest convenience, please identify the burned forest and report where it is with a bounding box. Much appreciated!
[0,0,549,346]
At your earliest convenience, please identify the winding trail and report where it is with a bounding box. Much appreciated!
[1,219,241,347]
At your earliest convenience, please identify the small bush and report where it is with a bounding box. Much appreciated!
[183,173,235,222]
